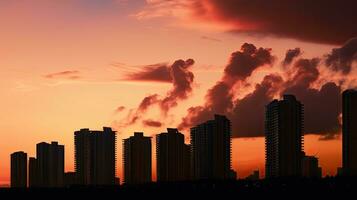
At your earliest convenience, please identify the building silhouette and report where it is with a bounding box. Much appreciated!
[302,153,322,178]
[265,95,304,178]
[191,114,232,180]
[10,151,27,188]
[28,157,38,187]
[123,132,152,184]
[246,170,260,181]
[74,127,117,185]
[156,128,191,182]
[31,142,65,187]
[64,172,77,187]
[342,89,357,176]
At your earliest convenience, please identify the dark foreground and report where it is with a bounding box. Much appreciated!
[1,177,357,198]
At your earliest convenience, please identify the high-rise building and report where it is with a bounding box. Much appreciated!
[10,151,27,188]
[28,157,38,187]
[156,128,190,182]
[191,114,231,180]
[123,132,152,184]
[265,95,304,178]
[36,142,65,187]
[342,89,357,176]
[302,154,322,178]
[74,127,117,185]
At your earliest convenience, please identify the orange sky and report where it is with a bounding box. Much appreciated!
[0,0,351,186]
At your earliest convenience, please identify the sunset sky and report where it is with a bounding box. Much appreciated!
[0,0,356,185]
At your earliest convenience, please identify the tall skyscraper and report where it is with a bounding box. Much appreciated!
[265,95,304,178]
[10,151,27,188]
[156,128,190,182]
[35,142,65,187]
[74,127,117,185]
[123,132,152,184]
[342,89,357,176]
[191,114,231,180]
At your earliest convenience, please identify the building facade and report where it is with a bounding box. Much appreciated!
[74,127,117,185]
[191,115,231,180]
[265,95,304,178]
[10,151,27,188]
[123,132,152,184]
[156,128,190,182]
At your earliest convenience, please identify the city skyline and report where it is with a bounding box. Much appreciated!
[6,90,357,187]
[0,0,356,187]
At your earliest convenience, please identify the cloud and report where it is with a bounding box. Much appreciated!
[143,119,162,127]
[179,43,274,131]
[44,70,80,80]
[159,59,195,113]
[325,37,357,74]
[115,106,126,113]
[283,58,342,138]
[201,36,222,42]
[123,63,172,83]
[139,0,357,44]
[191,0,357,44]
[230,74,284,137]
[283,48,302,66]
[179,42,349,139]
[116,59,195,128]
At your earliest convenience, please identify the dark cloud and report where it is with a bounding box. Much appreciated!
[325,37,357,74]
[223,43,274,81]
[123,63,172,83]
[230,74,284,137]
[193,0,357,44]
[179,43,274,132]
[179,43,345,139]
[159,59,195,113]
[44,70,80,79]
[143,119,162,127]
[285,82,341,138]
[283,48,302,66]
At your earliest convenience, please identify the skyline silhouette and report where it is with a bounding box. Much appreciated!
[5,90,357,188]
[0,1,356,193]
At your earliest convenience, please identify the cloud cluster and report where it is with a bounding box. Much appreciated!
[178,40,356,139]
[179,43,275,131]
[117,59,195,128]
[115,40,356,140]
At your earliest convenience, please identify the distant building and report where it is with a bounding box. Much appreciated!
[191,114,232,180]
[123,132,152,184]
[342,89,357,176]
[229,169,237,180]
[35,142,65,187]
[265,95,304,178]
[156,128,191,182]
[302,154,322,178]
[246,170,260,181]
[64,172,77,187]
[28,157,38,187]
[74,127,117,185]
[10,151,27,188]
[337,167,344,177]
